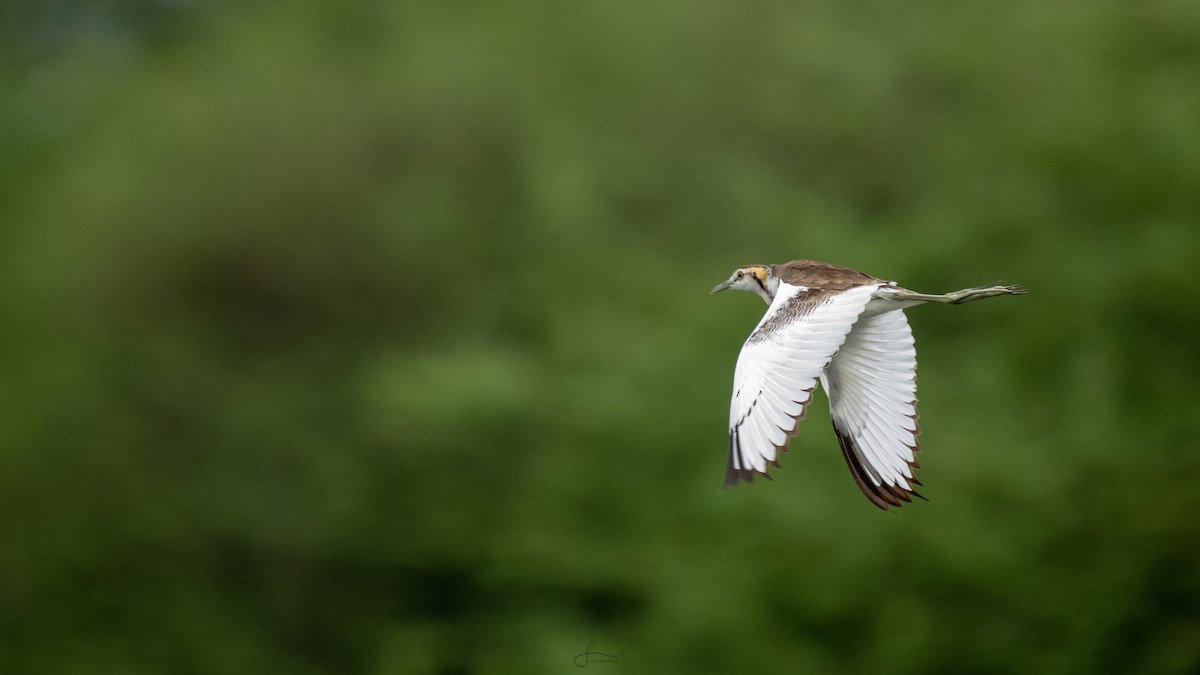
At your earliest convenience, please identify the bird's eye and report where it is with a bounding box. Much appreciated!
[736,271,744,279]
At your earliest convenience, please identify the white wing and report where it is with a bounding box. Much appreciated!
[820,307,923,509]
[726,283,879,484]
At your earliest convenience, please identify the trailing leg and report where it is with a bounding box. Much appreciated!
[878,284,1026,305]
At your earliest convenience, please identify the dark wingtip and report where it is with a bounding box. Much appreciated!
[723,387,815,489]
[724,464,774,487]
[724,464,746,487]
[832,422,924,511]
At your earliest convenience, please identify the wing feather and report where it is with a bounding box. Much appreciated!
[822,307,923,509]
[726,283,878,484]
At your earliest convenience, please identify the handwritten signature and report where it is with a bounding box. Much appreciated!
[573,641,628,667]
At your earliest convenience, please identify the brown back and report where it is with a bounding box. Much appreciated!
[771,259,879,290]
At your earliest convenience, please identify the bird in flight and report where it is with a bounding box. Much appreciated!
[711,259,1025,510]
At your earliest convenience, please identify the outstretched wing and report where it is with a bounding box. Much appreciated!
[820,307,922,510]
[726,283,879,484]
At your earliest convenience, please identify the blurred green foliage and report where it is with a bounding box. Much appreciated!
[2,0,1199,673]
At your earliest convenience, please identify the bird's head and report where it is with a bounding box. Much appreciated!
[711,265,773,303]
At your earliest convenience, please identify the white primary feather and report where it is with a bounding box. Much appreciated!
[820,307,921,507]
[726,283,879,483]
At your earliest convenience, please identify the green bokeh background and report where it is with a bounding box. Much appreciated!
[3,1,1199,673]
